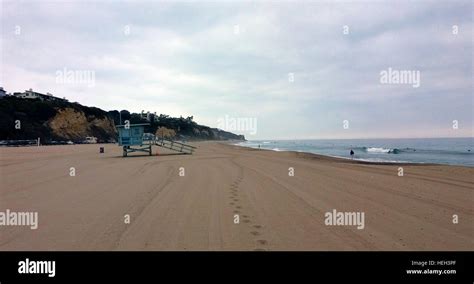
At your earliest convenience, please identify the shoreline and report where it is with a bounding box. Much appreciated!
[230,142,440,167]
[232,141,473,167]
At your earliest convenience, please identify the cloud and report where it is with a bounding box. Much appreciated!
[1,0,472,139]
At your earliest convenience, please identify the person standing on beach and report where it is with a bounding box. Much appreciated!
[350,149,354,159]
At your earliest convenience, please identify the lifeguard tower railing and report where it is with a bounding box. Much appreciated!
[154,137,196,154]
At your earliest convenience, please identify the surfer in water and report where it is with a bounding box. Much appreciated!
[350,149,354,159]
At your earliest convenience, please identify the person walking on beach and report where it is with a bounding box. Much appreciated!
[350,149,354,159]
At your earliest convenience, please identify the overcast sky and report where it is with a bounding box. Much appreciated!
[1,0,472,139]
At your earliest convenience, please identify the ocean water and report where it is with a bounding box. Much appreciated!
[237,138,474,167]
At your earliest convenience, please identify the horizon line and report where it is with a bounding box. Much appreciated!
[245,136,474,141]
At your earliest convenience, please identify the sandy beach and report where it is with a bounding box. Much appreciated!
[0,142,472,251]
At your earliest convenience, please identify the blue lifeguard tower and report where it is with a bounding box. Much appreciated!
[116,123,197,157]
[116,123,151,157]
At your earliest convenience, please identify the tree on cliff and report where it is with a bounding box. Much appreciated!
[155,127,176,139]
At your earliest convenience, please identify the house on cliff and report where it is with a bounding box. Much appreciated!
[13,88,68,102]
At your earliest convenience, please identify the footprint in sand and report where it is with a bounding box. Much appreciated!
[233,210,240,214]
[236,206,241,209]
[229,202,234,205]
[242,219,251,223]
[257,240,268,245]
[253,225,262,229]
[250,231,260,236]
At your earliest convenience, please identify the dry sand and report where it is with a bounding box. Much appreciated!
[0,142,472,251]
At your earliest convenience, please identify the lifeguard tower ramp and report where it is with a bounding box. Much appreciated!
[154,137,196,154]
[117,123,151,157]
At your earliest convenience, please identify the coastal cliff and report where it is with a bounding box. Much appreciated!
[0,96,245,143]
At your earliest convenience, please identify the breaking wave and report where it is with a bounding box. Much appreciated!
[355,147,471,155]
